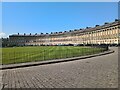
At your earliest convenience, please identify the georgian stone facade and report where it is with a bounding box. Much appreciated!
[7,19,120,46]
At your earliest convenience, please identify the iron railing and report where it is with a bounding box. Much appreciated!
[2,46,108,65]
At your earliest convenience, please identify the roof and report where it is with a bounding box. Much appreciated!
[9,20,119,37]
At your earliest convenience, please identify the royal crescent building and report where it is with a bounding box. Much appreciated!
[2,19,120,47]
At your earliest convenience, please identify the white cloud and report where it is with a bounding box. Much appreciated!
[0,32,6,38]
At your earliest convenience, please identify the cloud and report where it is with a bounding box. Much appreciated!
[0,32,6,38]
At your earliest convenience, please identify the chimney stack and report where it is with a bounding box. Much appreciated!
[115,19,119,22]
[104,22,109,24]
[95,25,99,27]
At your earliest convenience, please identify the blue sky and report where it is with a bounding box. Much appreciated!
[2,2,118,37]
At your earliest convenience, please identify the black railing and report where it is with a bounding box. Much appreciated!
[2,46,108,65]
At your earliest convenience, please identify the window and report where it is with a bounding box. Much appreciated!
[115,27,118,29]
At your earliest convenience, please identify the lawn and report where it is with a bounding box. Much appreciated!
[2,46,105,64]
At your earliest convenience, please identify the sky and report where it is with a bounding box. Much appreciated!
[1,0,120,2]
[1,2,118,38]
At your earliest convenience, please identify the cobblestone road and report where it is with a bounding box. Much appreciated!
[2,47,118,88]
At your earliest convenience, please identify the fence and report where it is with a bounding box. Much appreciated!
[2,45,108,65]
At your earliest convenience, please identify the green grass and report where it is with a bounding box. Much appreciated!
[2,46,105,65]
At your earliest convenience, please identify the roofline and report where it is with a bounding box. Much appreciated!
[9,20,120,37]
